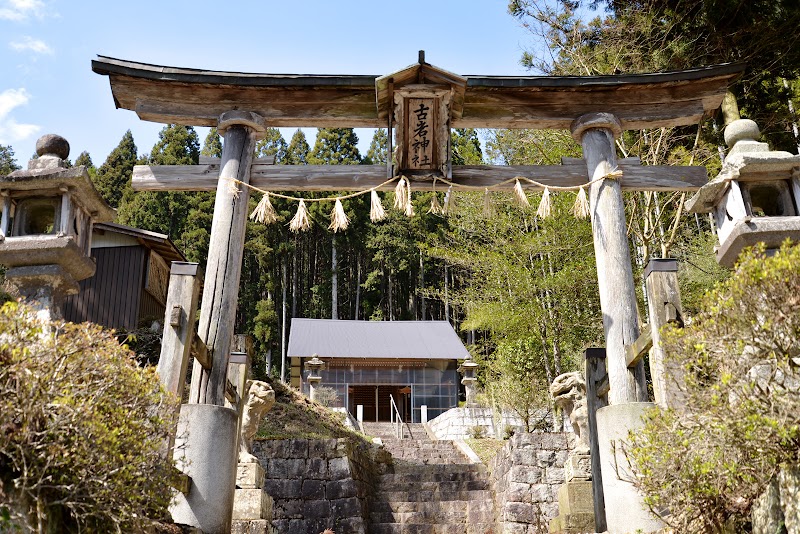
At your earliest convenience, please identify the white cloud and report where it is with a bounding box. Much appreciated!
[0,0,46,21]
[9,36,52,54]
[0,88,40,143]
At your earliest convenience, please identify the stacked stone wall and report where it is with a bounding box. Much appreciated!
[489,432,572,533]
[251,437,387,534]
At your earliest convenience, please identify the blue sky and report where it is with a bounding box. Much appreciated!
[1,0,544,166]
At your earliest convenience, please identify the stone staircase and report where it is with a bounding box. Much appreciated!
[362,422,496,534]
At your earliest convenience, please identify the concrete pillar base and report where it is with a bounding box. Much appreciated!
[170,404,239,534]
[596,402,665,533]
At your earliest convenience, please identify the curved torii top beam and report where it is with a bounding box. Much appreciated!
[91,56,743,131]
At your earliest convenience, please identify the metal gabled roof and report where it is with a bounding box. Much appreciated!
[287,318,469,360]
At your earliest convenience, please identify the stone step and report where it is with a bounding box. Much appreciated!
[377,478,490,492]
[367,430,495,532]
[376,489,493,504]
[388,463,485,475]
[369,522,497,534]
[370,497,494,514]
[379,470,487,484]
[362,422,428,440]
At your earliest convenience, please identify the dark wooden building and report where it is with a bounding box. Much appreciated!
[63,222,184,330]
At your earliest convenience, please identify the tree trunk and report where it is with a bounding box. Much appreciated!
[419,250,426,321]
[444,264,450,325]
[291,236,298,318]
[355,258,361,320]
[281,260,288,383]
[388,270,394,321]
[331,237,338,320]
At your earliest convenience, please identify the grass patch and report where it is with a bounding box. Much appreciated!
[465,437,506,466]
[255,377,369,442]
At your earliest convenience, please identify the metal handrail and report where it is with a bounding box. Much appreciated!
[389,394,403,439]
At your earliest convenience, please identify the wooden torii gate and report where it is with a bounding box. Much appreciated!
[92,54,741,408]
[93,54,741,530]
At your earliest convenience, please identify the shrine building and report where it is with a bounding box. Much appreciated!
[287,318,469,423]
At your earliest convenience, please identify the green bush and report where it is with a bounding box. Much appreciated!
[628,242,800,532]
[0,302,180,532]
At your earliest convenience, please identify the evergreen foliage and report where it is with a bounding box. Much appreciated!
[73,151,93,169]
[256,128,288,162]
[365,128,389,165]
[74,151,96,183]
[92,130,137,208]
[284,129,310,165]
[201,127,222,157]
[308,128,361,164]
[0,145,20,175]
[117,125,209,260]
[450,128,483,165]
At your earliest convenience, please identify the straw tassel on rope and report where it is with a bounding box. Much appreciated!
[329,198,350,232]
[405,178,414,217]
[428,179,443,214]
[443,185,456,215]
[289,199,311,232]
[249,192,278,225]
[394,177,409,213]
[536,187,552,218]
[428,193,443,214]
[571,186,590,219]
[370,190,387,222]
[513,179,530,208]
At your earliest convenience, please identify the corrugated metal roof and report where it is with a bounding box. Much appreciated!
[288,319,469,360]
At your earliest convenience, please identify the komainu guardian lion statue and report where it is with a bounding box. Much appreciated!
[239,380,275,464]
[549,371,590,454]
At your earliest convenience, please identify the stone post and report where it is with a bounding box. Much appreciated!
[571,113,647,405]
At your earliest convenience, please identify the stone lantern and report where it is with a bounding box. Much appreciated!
[458,357,479,407]
[686,118,800,267]
[304,354,326,402]
[0,134,115,319]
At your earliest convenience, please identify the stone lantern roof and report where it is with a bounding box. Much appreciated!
[2,134,115,222]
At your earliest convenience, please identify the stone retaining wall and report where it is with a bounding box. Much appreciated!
[251,437,388,534]
[489,432,572,533]
[428,407,529,440]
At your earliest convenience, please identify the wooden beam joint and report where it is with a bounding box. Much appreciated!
[192,335,211,370]
[625,324,653,368]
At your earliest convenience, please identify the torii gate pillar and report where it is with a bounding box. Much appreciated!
[190,111,266,406]
[172,112,265,534]
[572,114,661,532]
[571,113,647,405]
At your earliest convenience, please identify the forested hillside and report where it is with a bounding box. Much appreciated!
[1,0,799,419]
